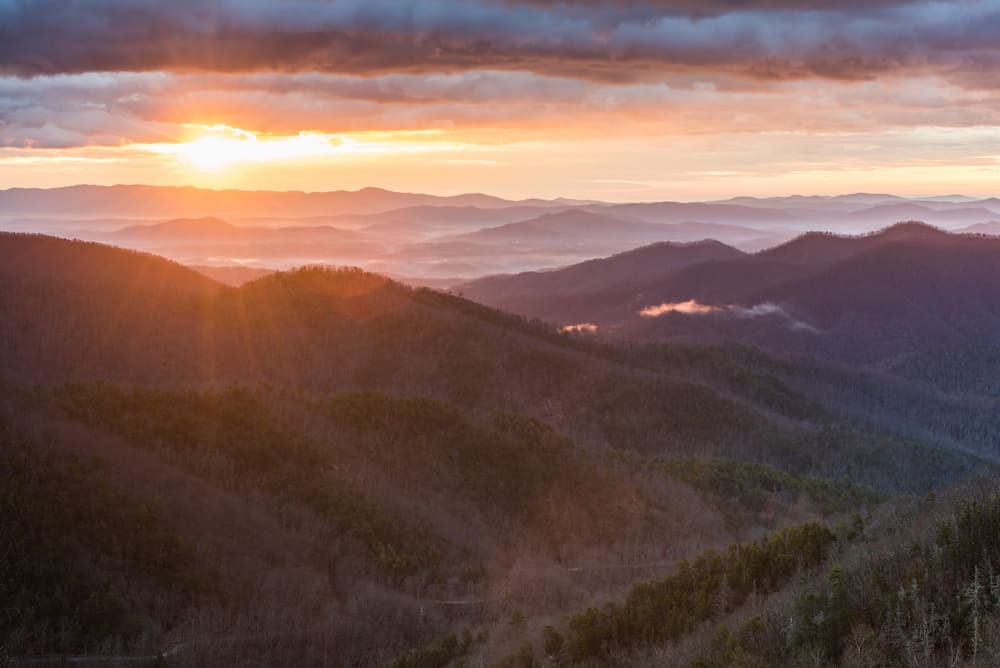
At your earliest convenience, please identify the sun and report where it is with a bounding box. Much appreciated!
[144,124,349,171]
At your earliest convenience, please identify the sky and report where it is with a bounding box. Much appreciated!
[1,0,999,201]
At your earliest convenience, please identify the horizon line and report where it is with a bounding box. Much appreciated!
[0,183,996,205]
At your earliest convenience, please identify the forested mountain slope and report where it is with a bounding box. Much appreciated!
[461,224,1000,393]
[2,232,988,479]
[2,232,997,666]
[458,240,744,318]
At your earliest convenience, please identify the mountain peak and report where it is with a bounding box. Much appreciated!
[874,220,947,239]
[758,222,948,265]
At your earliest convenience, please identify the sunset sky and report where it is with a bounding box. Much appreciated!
[2,0,999,200]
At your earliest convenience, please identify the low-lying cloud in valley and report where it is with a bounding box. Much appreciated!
[639,300,721,317]
[561,323,598,334]
[639,300,819,333]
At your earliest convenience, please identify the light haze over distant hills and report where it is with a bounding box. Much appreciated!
[3,185,998,283]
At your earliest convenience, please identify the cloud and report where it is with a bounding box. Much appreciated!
[1,1,998,195]
[0,1,998,86]
[730,302,786,318]
[6,67,1000,152]
[639,300,722,317]
[730,302,819,332]
[639,299,819,332]
[561,322,598,333]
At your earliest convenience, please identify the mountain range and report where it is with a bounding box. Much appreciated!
[461,222,1000,392]
[6,188,1000,666]
[4,185,1000,283]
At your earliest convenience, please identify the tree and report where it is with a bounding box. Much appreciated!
[542,625,564,658]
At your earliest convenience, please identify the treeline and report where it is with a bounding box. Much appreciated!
[697,491,1000,666]
[384,630,478,668]
[556,521,846,663]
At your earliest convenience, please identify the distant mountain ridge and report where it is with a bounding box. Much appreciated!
[4,185,1000,287]
[115,216,239,239]
[3,185,997,227]
[461,223,1000,384]
[0,184,590,218]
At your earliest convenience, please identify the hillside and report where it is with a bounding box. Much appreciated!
[462,224,1000,390]
[458,240,745,318]
[0,233,814,460]
[755,222,949,264]
[3,232,999,666]
[487,480,1000,667]
[623,226,1000,369]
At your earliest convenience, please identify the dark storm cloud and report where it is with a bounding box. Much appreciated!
[0,1,998,84]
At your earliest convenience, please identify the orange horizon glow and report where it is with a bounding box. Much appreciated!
[140,124,467,172]
[2,3,1000,200]
[2,70,999,201]
[1,126,998,202]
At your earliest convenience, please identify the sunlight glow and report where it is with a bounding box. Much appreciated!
[143,124,463,171]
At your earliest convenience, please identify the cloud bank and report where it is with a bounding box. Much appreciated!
[1,1,999,85]
[1,1,998,196]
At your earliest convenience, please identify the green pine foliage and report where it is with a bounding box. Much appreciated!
[0,425,209,654]
[51,383,447,579]
[656,457,884,522]
[384,631,474,668]
[563,521,841,662]
[327,391,636,541]
[698,492,1000,666]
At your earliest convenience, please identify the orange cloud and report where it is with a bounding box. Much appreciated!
[640,300,721,317]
